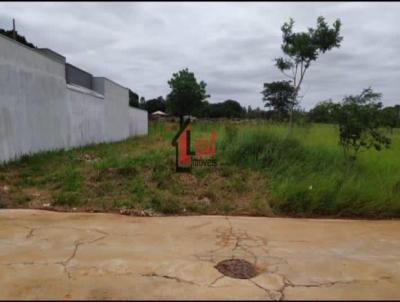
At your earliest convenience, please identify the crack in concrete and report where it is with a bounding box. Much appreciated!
[290,279,357,288]
[276,278,356,301]
[25,228,35,239]
[11,223,112,240]
[248,279,275,299]
[270,266,355,300]
[56,229,109,279]
[4,223,109,282]
[288,275,392,289]
[12,223,36,239]
[190,216,287,296]
[273,271,393,301]
[141,272,199,286]
[142,272,262,291]
[197,217,361,299]
[220,218,379,300]
[225,218,285,267]
[224,217,259,264]
[0,261,51,266]
[209,275,225,286]
[275,274,294,301]
[224,217,285,298]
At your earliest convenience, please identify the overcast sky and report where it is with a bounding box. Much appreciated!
[0,2,399,109]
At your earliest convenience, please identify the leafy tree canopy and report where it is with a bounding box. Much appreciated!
[380,105,400,132]
[0,27,36,48]
[272,16,343,126]
[139,97,146,110]
[145,96,166,113]
[128,90,139,108]
[336,88,390,162]
[166,68,209,121]
[261,80,295,120]
[277,17,342,73]
[308,99,340,123]
[199,100,245,118]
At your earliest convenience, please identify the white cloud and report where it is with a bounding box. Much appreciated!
[0,2,399,108]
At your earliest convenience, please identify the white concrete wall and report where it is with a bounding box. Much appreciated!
[129,107,148,136]
[0,34,148,163]
[0,33,69,162]
[103,78,130,142]
[66,84,106,147]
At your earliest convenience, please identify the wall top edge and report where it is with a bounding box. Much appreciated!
[0,34,131,95]
[0,34,64,65]
[67,83,105,99]
[93,77,129,91]
[129,106,148,113]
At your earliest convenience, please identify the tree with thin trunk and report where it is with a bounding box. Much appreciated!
[274,16,343,128]
[261,80,295,121]
[166,68,209,126]
[336,88,391,172]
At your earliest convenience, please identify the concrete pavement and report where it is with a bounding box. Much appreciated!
[0,210,399,300]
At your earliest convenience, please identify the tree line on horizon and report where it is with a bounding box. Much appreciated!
[130,87,400,127]
[126,16,397,166]
[129,91,247,119]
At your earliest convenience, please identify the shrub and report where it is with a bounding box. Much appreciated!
[336,88,391,166]
[53,192,79,206]
[149,194,181,214]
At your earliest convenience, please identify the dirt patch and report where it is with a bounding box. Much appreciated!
[0,183,11,208]
[176,173,198,186]
[215,259,259,279]
[22,187,52,208]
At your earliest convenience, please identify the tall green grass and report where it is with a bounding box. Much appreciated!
[2,119,399,217]
[219,122,400,217]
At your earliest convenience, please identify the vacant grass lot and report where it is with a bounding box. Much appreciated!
[1,121,399,218]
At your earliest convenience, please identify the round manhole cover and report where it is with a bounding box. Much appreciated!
[215,259,258,279]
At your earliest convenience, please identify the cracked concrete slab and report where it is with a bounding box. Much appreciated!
[0,210,399,300]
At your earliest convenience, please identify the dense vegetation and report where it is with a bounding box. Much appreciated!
[222,122,400,217]
[1,121,399,218]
